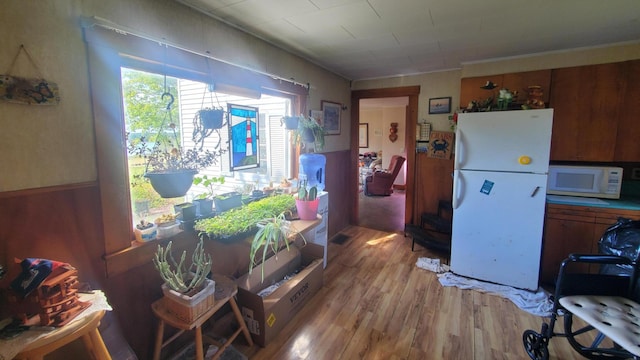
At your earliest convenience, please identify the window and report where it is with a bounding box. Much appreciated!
[83,23,308,275]
[121,68,292,227]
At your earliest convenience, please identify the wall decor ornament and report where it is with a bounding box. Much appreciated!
[428,97,451,114]
[359,123,368,148]
[321,100,341,135]
[0,45,60,105]
[389,122,398,142]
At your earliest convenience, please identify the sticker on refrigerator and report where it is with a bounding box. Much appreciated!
[480,180,494,195]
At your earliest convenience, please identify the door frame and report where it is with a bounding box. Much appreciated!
[350,86,421,226]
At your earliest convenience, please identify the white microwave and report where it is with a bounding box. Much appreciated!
[547,165,623,199]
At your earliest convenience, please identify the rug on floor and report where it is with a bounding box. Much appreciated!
[331,233,350,244]
[436,271,554,317]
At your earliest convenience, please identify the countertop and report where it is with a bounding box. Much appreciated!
[546,194,640,211]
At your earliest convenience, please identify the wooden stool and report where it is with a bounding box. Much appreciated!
[15,310,111,360]
[152,274,253,360]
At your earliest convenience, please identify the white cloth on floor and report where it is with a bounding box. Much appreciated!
[436,271,553,317]
[416,257,450,273]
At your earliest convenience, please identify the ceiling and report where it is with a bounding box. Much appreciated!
[177,0,640,81]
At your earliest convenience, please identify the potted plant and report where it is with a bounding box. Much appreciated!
[152,239,215,322]
[280,115,299,130]
[295,179,319,220]
[194,107,224,130]
[128,124,224,198]
[192,174,225,216]
[291,115,326,151]
[249,212,303,281]
[213,191,243,213]
[195,194,296,242]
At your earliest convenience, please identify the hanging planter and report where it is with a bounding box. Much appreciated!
[281,116,299,130]
[145,170,198,198]
[196,108,224,130]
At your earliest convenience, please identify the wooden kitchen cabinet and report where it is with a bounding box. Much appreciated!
[459,75,503,109]
[459,70,551,110]
[541,203,640,285]
[548,62,626,161]
[412,154,454,225]
[614,59,640,161]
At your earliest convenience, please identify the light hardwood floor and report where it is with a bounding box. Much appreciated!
[233,226,587,359]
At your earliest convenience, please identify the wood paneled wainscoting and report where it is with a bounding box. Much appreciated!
[0,150,352,358]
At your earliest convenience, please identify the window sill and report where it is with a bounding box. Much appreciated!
[104,230,199,277]
[103,218,321,278]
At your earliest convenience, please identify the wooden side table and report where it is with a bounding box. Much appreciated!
[14,310,111,360]
[152,274,253,360]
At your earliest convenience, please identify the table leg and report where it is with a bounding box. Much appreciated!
[229,297,253,346]
[88,328,112,360]
[195,326,204,360]
[153,320,165,360]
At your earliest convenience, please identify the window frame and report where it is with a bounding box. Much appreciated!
[84,25,306,277]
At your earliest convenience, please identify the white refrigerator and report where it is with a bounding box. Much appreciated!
[450,109,553,291]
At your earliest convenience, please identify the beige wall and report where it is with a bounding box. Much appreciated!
[352,43,640,132]
[0,0,352,192]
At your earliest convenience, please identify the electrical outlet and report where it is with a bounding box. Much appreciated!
[632,168,640,180]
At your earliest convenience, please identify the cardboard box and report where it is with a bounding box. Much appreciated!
[236,243,324,347]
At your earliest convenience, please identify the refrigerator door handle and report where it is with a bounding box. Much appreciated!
[530,186,540,197]
[452,170,464,209]
[454,129,465,169]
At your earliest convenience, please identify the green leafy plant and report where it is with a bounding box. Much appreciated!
[152,239,212,294]
[249,213,304,281]
[192,174,225,200]
[291,115,325,151]
[195,194,295,239]
[297,179,318,201]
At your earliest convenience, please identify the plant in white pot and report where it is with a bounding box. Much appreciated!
[152,239,215,322]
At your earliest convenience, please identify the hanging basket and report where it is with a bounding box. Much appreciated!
[145,170,197,198]
[281,116,299,130]
[198,109,224,130]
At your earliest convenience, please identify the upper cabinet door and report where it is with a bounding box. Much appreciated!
[459,75,504,109]
[502,70,551,105]
[549,63,625,162]
[614,60,640,162]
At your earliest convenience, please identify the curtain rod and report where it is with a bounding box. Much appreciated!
[80,16,310,92]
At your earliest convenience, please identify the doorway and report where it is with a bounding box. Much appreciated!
[357,97,408,232]
[350,86,420,232]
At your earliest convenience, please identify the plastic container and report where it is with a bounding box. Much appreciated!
[299,154,326,191]
[134,223,158,243]
[157,221,181,239]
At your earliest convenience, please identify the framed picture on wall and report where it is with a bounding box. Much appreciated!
[428,97,452,114]
[321,100,341,135]
[359,123,368,148]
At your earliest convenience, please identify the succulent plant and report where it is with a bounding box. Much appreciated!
[152,239,212,294]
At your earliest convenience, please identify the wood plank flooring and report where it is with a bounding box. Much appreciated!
[233,226,588,359]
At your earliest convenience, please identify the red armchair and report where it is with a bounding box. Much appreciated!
[364,155,405,196]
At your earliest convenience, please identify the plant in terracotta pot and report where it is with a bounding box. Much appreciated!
[291,115,325,151]
[153,239,215,322]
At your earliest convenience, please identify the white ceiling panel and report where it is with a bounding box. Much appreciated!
[177,0,640,80]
